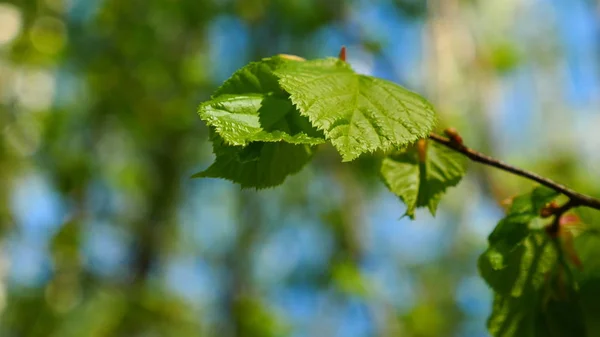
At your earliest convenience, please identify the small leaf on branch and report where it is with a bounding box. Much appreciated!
[478,187,588,337]
[380,140,466,218]
[483,232,586,337]
[480,187,560,294]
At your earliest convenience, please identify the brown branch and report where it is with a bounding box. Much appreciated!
[429,132,600,211]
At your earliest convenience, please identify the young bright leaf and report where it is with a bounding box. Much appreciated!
[275,58,437,161]
[192,132,315,189]
[199,94,324,146]
[196,56,326,188]
[380,141,466,218]
[380,151,420,215]
[200,56,325,147]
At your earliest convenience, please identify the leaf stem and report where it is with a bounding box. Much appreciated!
[428,132,600,211]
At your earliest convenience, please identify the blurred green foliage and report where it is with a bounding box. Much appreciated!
[1,0,600,336]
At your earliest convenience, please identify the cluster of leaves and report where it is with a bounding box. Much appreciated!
[478,187,600,336]
[196,54,600,336]
[196,54,464,218]
[479,187,577,336]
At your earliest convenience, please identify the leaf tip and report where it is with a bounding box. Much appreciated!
[401,211,416,220]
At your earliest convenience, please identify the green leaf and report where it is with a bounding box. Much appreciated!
[574,228,600,335]
[479,187,587,337]
[487,217,531,250]
[200,56,325,147]
[195,56,326,188]
[487,187,559,247]
[380,141,466,218]
[192,133,315,189]
[275,58,437,161]
[530,187,560,213]
[484,234,559,337]
[574,228,600,280]
[504,186,559,219]
[199,94,325,146]
[480,233,556,298]
[479,188,559,296]
[487,266,587,337]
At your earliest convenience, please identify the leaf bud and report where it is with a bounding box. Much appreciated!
[444,127,463,145]
[339,46,347,62]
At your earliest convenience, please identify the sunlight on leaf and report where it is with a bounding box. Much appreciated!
[380,141,466,218]
[196,56,325,188]
[199,94,324,146]
[275,58,436,161]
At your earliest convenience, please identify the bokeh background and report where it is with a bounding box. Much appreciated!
[1,0,600,336]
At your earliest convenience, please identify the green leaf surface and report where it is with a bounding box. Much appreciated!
[479,187,587,337]
[380,141,466,218]
[199,94,324,146]
[480,233,556,298]
[275,58,437,161]
[196,56,326,188]
[507,186,559,219]
[574,229,600,280]
[479,188,558,297]
[487,187,559,247]
[573,227,600,335]
[192,133,315,189]
[200,56,325,147]
[484,233,579,337]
